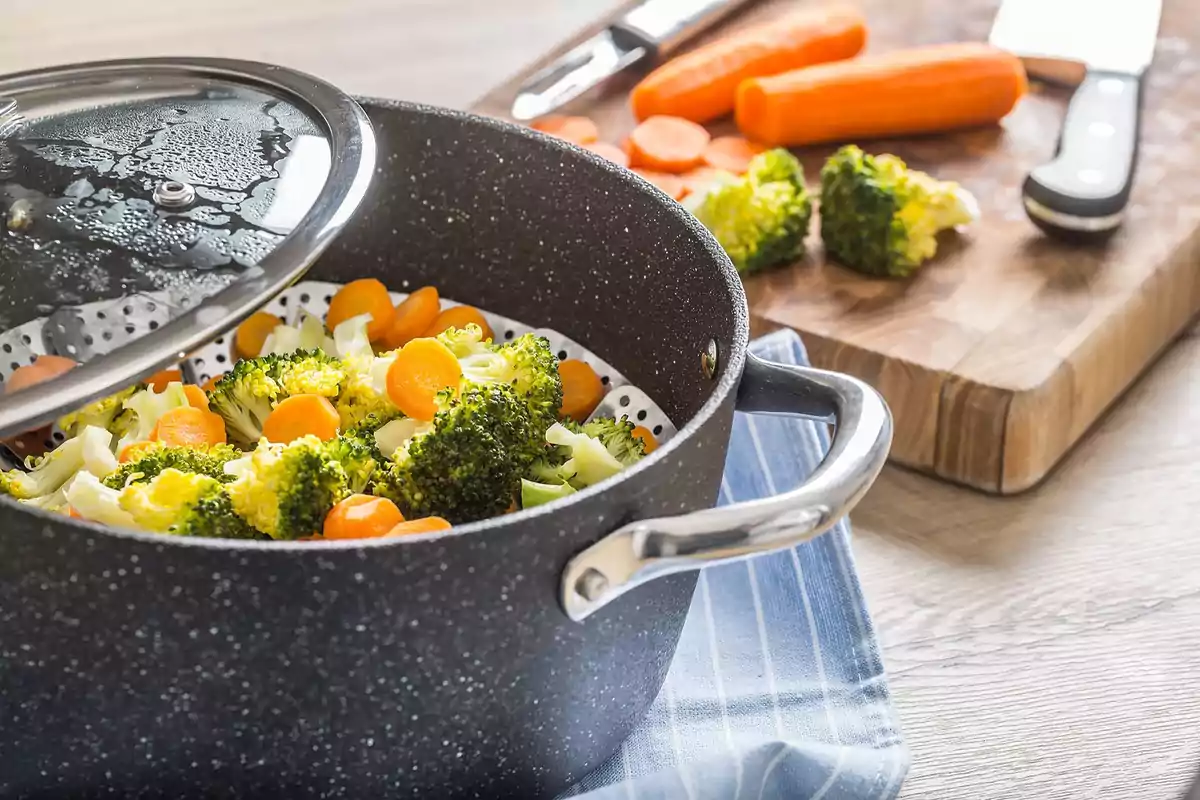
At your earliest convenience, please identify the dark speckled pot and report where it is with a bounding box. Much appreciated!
[0,100,748,799]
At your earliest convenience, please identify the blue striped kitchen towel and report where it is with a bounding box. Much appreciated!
[563,329,908,800]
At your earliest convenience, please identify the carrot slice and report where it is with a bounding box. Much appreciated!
[530,115,599,145]
[6,355,76,394]
[234,311,282,360]
[424,306,495,342]
[201,373,226,392]
[380,286,441,351]
[119,441,159,463]
[631,425,659,455]
[558,359,604,423]
[386,338,463,422]
[702,136,766,174]
[67,507,83,519]
[182,385,209,410]
[630,168,688,201]
[387,516,452,536]
[626,116,711,173]
[147,369,183,392]
[582,141,631,168]
[323,494,406,540]
[151,406,227,448]
[262,394,340,443]
[326,278,397,342]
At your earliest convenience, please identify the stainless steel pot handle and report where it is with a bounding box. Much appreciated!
[560,352,893,622]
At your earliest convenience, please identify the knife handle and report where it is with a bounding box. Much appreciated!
[1022,71,1144,240]
[614,0,759,57]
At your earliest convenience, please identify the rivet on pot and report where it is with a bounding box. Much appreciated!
[576,568,610,602]
[701,339,718,380]
[152,180,196,209]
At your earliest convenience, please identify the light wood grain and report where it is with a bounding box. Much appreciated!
[5,4,1200,799]
[471,0,1200,497]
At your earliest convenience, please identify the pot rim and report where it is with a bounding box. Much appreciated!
[6,98,751,551]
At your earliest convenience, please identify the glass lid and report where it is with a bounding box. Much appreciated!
[0,57,375,439]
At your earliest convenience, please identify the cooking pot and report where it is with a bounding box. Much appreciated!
[0,97,891,799]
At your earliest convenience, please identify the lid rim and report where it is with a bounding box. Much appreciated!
[0,57,376,438]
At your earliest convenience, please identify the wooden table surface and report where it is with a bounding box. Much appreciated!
[4,3,1199,798]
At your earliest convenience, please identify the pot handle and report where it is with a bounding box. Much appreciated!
[560,352,893,622]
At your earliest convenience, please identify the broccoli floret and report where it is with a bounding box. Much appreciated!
[225,435,350,539]
[527,418,645,490]
[335,351,399,431]
[437,325,564,432]
[117,468,258,539]
[323,433,377,494]
[0,425,118,501]
[520,478,577,510]
[371,383,541,524]
[687,148,813,275]
[64,471,138,528]
[101,443,242,489]
[581,417,647,467]
[819,144,978,278]
[56,385,141,440]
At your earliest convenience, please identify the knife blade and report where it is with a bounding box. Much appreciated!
[511,0,758,122]
[989,0,1163,239]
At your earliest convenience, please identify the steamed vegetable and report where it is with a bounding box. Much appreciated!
[735,43,1028,147]
[326,278,396,343]
[627,115,711,174]
[630,5,867,124]
[528,418,646,491]
[819,145,977,277]
[102,443,243,489]
[0,425,118,501]
[234,311,283,359]
[686,148,812,275]
[56,385,140,440]
[117,468,258,539]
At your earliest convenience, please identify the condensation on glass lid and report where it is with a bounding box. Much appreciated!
[0,83,333,332]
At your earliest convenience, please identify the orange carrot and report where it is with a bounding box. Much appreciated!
[182,385,209,410]
[627,116,711,173]
[631,168,688,201]
[262,394,340,443]
[702,136,766,174]
[735,43,1029,147]
[323,494,406,540]
[630,6,867,124]
[146,369,183,392]
[151,406,227,448]
[424,305,495,342]
[234,311,282,360]
[582,141,631,168]
[67,507,83,519]
[558,359,604,423]
[119,441,158,463]
[530,115,599,145]
[386,338,463,422]
[387,516,452,536]
[380,286,441,351]
[631,425,659,454]
[6,355,76,394]
[326,278,397,342]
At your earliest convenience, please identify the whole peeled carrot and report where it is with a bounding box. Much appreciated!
[735,42,1028,147]
[630,5,868,124]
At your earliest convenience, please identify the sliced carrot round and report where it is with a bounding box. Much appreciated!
[631,425,659,455]
[386,338,463,422]
[583,141,630,168]
[119,441,159,463]
[323,494,406,540]
[424,305,495,342]
[631,168,688,201]
[326,278,397,342]
[201,373,226,392]
[627,116,711,173]
[702,136,766,174]
[387,516,452,536]
[558,359,605,423]
[380,286,441,351]
[147,369,183,392]
[6,355,77,394]
[262,394,340,443]
[182,384,210,410]
[530,115,599,145]
[151,406,227,448]
[234,311,282,360]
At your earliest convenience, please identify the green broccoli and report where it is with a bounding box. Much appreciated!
[371,383,542,524]
[818,144,978,278]
[580,417,647,466]
[686,148,813,275]
[520,478,577,510]
[116,468,259,539]
[101,443,243,489]
[437,325,564,432]
[0,425,118,501]
[526,417,646,492]
[225,435,351,539]
[334,346,401,431]
[323,433,377,494]
[56,385,141,440]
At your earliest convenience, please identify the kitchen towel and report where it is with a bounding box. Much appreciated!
[562,329,908,800]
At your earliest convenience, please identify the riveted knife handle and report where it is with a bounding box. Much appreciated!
[1023,70,1144,241]
[614,0,760,57]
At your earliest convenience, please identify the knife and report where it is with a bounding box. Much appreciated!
[989,0,1163,240]
[511,0,758,122]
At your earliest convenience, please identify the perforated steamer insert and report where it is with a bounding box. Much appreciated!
[0,58,675,457]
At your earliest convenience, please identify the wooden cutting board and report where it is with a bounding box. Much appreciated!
[472,0,1200,494]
